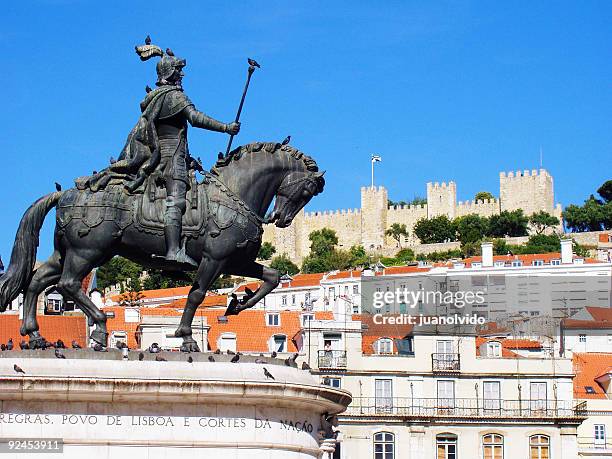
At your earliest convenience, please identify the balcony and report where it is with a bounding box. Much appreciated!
[432,353,460,372]
[318,350,347,369]
[344,397,585,419]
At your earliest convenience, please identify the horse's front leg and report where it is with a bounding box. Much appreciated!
[175,255,223,352]
[224,261,280,316]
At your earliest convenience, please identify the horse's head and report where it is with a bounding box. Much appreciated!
[267,170,325,228]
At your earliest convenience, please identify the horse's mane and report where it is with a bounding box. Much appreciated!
[210,142,319,176]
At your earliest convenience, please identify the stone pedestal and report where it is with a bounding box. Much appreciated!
[0,351,351,458]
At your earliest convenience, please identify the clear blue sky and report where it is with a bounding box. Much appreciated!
[1,1,610,259]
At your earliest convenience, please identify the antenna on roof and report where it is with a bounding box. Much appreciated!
[539,146,543,169]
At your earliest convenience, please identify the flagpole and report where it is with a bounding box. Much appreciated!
[371,158,374,189]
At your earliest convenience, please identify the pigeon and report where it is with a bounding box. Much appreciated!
[301,362,311,371]
[54,349,66,359]
[148,343,161,354]
[263,367,275,380]
[145,85,152,94]
[110,156,116,164]
[227,349,236,356]
[145,35,151,45]
[214,349,221,355]
[19,340,28,350]
[93,343,106,352]
[71,340,81,349]
[281,135,291,146]
[217,152,224,160]
[7,339,13,351]
[166,48,174,56]
[322,376,331,386]
[284,358,292,367]
[230,353,240,363]
[54,182,62,192]
[188,356,194,363]
[207,355,215,362]
[255,358,266,364]
[138,352,145,361]
[1,344,6,351]
[13,364,25,374]
[271,351,277,358]
[155,355,167,362]
[92,170,98,175]
[115,341,127,350]
[245,287,254,297]
[247,58,261,68]
[56,339,65,349]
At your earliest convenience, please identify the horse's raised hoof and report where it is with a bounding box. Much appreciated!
[180,340,200,353]
[90,329,108,347]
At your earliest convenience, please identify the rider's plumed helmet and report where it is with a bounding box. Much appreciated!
[134,36,186,86]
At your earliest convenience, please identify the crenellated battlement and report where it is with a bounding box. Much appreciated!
[500,168,550,179]
[303,208,361,219]
[427,181,456,191]
[388,204,427,212]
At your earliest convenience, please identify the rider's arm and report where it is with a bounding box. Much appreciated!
[183,105,230,133]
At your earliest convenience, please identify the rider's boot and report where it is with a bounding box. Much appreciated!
[153,207,198,269]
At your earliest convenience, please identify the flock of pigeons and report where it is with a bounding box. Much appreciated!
[8,340,312,382]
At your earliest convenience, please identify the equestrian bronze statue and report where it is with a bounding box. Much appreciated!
[0,38,324,352]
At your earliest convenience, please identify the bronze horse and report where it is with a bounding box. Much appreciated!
[0,142,324,351]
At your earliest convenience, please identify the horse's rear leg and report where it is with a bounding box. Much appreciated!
[20,250,62,347]
[58,250,108,347]
[175,255,223,352]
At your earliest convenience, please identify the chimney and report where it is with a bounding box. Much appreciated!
[481,242,493,267]
[560,239,573,264]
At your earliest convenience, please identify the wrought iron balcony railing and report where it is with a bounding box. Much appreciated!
[344,397,584,419]
[318,350,347,369]
[432,353,460,372]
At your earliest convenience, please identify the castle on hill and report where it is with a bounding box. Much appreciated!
[262,169,563,263]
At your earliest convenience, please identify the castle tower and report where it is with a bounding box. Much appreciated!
[499,169,555,215]
[427,181,457,219]
[361,186,388,250]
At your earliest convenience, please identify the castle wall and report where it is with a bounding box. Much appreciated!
[298,208,362,260]
[427,181,457,219]
[500,169,555,215]
[387,204,428,247]
[361,186,388,250]
[455,199,500,218]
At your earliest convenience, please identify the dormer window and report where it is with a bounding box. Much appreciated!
[453,263,465,269]
[574,258,585,265]
[532,260,544,266]
[551,259,561,266]
[472,262,482,268]
[267,313,280,326]
[511,261,522,267]
[486,341,502,357]
[494,261,505,268]
[374,338,393,355]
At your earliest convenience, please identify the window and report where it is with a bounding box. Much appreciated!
[329,287,336,300]
[595,424,606,446]
[322,377,341,388]
[437,380,455,409]
[125,308,140,323]
[436,433,457,459]
[533,260,544,266]
[305,292,311,302]
[486,341,501,357]
[374,338,393,355]
[530,382,547,412]
[482,434,503,459]
[511,260,522,267]
[291,294,296,305]
[47,298,62,312]
[551,259,561,266]
[574,258,585,265]
[494,261,505,267]
[217,333,237,352]
[267,313,280,326]
[483,381,501,412]
[301,313,314,326]
[529,435,549,459]
[281,295,287,306]
[271,334,286,352]
[472,262,482,268]
[375,379,393,413]
[579,334,586,343]
[373,432,394,459]
[344,285,349,296]
[353,285,359,294]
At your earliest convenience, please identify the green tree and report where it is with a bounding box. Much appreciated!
[270,253,300,276]
[454,214,489,245]
[487,210,529,237]
[564,196,612,232]
[597,180,612,203]
[348,245,370,267]
[257,242,276,260]
[143,270,193,290]
[97,256,144,292]
[385,223,409,247]
[309,228,339,256]
[529,211,560,235]
[413,216,456,244]
[395,248,415,263]
[475,191,495,202]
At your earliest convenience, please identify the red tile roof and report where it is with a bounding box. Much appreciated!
[474,337,542,358]
[563,308,612,330]
[0,315,88,348]
[109,286,192,303]
[573,352,612,399]
[357,314,414,355]
[455,252,601,267]
[586,307,612,322]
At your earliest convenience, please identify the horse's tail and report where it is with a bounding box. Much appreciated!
[0,191,62,312]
